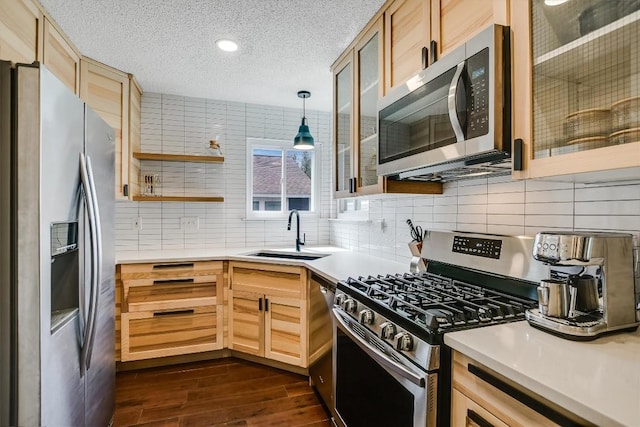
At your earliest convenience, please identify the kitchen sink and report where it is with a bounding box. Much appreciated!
[246,251,329,261]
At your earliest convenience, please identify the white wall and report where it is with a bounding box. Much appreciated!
[115,93,334,253]
[330,177,640,264]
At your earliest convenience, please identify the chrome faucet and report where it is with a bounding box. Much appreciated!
[287,209,305,252]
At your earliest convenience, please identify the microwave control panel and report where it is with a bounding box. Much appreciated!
[466,48,490,139]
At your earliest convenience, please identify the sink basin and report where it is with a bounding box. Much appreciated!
[246,250,329,261]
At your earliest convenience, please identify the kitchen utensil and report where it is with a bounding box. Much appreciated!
[565,108,610,140]
[537,279,570,317]
[611,97,640,131]
[609,127,640,145]
[406,219,423,242]
[579,0,621,36]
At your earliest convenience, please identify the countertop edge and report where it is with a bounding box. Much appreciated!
[444,326,626,427]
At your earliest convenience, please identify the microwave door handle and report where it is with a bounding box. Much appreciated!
[448,61,466,142]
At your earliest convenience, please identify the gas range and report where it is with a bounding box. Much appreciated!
[331,231,548,427]
[335,271,537,370]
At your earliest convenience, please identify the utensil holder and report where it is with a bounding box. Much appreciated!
[408,241,426,273]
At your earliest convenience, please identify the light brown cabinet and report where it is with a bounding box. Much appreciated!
[384,0,431,92]
[0,0,42,64]
[384,0,509,93]
[432,0,509,59]
[118,261,224,362]
[228,262,308,367]
[511,0,640,181]
[451,350,587,426]
[42,17,80,94]
[80,57,133,200]
[333,16,443,198]
[128,76,142,198]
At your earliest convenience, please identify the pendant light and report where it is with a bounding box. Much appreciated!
[293,90,314,150]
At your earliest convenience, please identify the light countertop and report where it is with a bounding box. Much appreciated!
[444,321,640,427]
[116,246,409,283]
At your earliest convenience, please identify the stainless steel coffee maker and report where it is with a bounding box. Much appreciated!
[526,231,640,340]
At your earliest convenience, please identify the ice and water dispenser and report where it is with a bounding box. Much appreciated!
[50,222,79,331]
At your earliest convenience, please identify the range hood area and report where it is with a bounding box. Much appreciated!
[391,151,513,182]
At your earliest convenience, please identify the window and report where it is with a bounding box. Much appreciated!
[247,138,316,217]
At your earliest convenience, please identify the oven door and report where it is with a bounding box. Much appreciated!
[332,308,437,427]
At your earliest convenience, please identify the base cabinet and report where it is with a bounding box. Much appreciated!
[451,351,589,427]
[228,262,307,368]
[118,261,224,361]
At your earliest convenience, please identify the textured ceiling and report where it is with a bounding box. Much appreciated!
[38,0,386,112]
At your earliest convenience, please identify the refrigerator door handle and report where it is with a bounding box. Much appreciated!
[84,155,102,370]
[79,153,98,375]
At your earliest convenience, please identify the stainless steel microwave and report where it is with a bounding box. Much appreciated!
[377,25,512,181]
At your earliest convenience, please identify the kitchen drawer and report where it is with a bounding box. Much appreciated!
[123,275,218,312]
[120,260,223,280]
[121,305,220,361]
[452,388,509,427]
[229,261,304,299]
[452,351,586,426]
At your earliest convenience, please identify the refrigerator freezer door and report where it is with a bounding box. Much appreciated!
[84,105,116,426]
[15,64,86,426]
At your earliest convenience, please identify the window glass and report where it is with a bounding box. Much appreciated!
[247,140,316,216]
[285,150,312,212]
[252,148,282,212]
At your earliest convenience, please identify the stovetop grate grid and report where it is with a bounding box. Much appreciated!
[342,271,538,335]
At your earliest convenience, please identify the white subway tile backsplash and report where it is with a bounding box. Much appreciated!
[331,174,639,267]
[120,93,639,264]
[116,92,334,252]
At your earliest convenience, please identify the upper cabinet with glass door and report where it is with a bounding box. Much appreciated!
[334,54,353,198]
[512,0,640,180]
[356,19,383,194]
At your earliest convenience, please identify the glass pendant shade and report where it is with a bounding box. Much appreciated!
[294,90,314,150]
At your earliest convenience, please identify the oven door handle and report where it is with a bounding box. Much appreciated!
[333,307,426,387]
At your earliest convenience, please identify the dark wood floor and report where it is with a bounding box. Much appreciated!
[114,357,332,427]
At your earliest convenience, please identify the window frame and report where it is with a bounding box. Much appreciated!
[246,138,318,219]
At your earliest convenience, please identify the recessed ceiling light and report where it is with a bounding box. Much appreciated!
[216,39,238,52]
[544,0,569,6]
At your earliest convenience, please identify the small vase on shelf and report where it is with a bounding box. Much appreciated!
[207,139,223,156]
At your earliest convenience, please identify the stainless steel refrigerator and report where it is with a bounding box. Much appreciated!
[0,61,116,426]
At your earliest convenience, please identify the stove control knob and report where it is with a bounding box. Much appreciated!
[359,309,374,325]
[344,299,358,314]
[335,293,346,306]
[380,322,397,340]
[394,332,414,352]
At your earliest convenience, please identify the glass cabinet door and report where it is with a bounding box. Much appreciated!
[335,59,352,193]
[531,0,640,158]
[357,30,380,189]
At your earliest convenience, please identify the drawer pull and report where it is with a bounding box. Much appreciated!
[258,298,263,311]
[466,409,494,427]
[152,278,195,285]
[467,364,580,426]
[153,309,195,317]
[153,263,194,269]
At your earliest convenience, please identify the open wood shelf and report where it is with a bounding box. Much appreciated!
[132,196,225,202]
[133,152,224,163]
